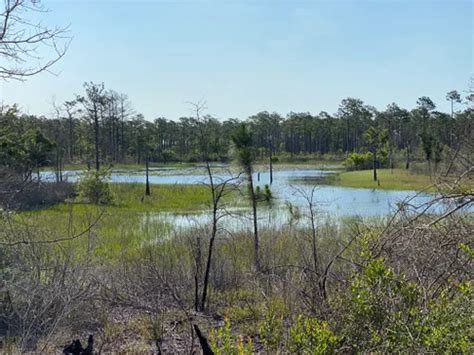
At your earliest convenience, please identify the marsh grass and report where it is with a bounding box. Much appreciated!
[17,183,229,259]
[335,169,437,191]
[3,185,471,354]
[111,183,214,211]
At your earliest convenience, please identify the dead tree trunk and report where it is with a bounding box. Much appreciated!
[373,149,377,181]
[145,157,150,196]
[194,325,214,355]
[269,145,273,185]
[248,172,260,272]
[94,107,100,171]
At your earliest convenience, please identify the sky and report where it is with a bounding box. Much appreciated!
[0,0,472,120]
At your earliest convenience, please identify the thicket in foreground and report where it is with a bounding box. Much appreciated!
[0,173,472,352]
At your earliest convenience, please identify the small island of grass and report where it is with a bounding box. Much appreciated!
[334,169,437,191]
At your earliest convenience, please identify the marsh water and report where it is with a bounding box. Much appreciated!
[41,166,453,234]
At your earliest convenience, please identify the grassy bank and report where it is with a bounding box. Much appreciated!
[257,160,343,171]
[334,169,437,191]
[42,183,217,212]
[18,183,231,259]
[112,183,216,212]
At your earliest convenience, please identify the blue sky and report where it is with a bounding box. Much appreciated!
[1,0,472,120]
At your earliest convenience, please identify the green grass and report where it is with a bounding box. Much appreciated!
[335,169,437,191]
[18,183,232,260]
[112,183,214,211]
[45,183,215,212]
[255,161,343,170]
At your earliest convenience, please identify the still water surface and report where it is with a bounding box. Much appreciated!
[41,167,447,233]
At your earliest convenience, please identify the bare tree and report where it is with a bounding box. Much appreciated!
[189,100,240,311]
[0,0,70,80]
[292,186,357,304]
[0,207,102,351]
[51,98,65,182]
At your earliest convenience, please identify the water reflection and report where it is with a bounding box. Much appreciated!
[41,167,468,236]
[41,167,436,219]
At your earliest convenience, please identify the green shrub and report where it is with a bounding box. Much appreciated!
[287,315,338,354]
[341,257,421,351]
[258,299,286,352]
[159,149,178,163]
[255,184,272,202]
[419,244,473,352]
[75,168,114,204]
[209,317,253,355]
[420,282,473,352]
[343,152,373,170]
[340,256,474,353]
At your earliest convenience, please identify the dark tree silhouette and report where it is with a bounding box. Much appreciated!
[77,82,107,171]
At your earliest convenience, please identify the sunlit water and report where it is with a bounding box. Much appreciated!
[41,167,466,235]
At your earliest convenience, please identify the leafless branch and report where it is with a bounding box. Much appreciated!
[0,0,71,80]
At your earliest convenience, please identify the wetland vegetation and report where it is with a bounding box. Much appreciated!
[0,0,473,353]
[2,158,472,353]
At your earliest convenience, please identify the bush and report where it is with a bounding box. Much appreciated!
[339,256,473,353]
[287,315,338,354]
[159,149,178,163]
[255,184,272,202]
[341,257,421,351]
[258,299,286,352]
[343,152,373,170]
[75,169,113,204]
[209,318,253,355]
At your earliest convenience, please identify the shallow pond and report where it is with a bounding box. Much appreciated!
[42,166,471,236]
[41,167,443,220]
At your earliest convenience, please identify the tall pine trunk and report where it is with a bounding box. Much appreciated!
[373,149,377,181]
[248,172,260,272]
[94,109,100,171]
[145,157,150,196]
[269,146,273,185]
[405,145,410,170]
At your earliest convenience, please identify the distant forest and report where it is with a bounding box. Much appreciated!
[1,82,473,175]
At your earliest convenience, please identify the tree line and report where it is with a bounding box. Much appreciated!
[1,82,473,179]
